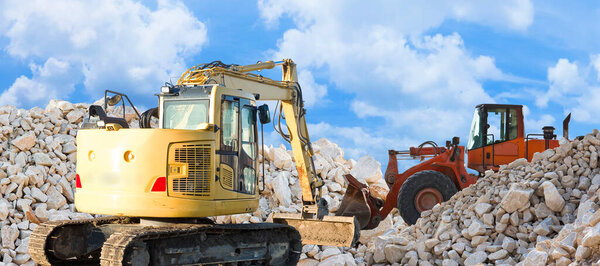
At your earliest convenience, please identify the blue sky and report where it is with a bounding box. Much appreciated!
[0,0,599,165]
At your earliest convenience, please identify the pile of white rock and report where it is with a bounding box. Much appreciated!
[0,99,144,265]
[9,97,600,266]
[0,100,92,265]
[0,99,394,265]
[364,131,600,266]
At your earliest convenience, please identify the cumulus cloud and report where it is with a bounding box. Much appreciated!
[298,70,327,108]
[522,105,557,134]
[257,0,534,159]
[537,59,586,108]
[0,0,207,107]
[0,58,80,106]
[308,122,415,160]
[538,56,600,124]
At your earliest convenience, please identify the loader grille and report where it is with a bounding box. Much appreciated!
[171,144,211,197]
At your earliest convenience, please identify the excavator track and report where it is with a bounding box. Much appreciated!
[30,217,301,266]
[29,216,135,265]
[100,223,302,265]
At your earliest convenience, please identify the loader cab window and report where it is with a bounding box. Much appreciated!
[485,107,518,145]
[467,107,518,150]
[467,109,483,150]
[163,99,209,129]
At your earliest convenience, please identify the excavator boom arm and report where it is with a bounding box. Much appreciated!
[178,59,358,246]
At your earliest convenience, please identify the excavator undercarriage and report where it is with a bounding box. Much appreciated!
[30,217,302,265]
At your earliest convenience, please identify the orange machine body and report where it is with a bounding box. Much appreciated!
[340,104,569,229]
[466,104,560,172]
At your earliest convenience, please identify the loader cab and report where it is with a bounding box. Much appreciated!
[466,104,524,173]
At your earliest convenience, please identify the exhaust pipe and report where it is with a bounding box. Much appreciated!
[563,113,571,140]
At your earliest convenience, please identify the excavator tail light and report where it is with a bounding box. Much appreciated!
[151,177,167,192]
[76,174,82,188]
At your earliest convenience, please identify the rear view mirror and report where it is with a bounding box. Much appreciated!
[107,94,122,106]
[258,104,271,124]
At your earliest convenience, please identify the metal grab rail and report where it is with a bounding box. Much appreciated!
[103,90,142,121]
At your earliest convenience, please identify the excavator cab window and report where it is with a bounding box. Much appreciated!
[221,100,239,151]
[240,106,257,194]
[163,99,209,129]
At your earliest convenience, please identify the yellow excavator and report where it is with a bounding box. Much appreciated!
[28,59,359,265]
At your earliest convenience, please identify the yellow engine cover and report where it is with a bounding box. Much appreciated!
[75,128,258,218]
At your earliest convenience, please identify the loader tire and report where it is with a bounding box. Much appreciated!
[397,170,457,225]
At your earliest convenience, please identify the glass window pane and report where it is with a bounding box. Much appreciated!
[221,100,238,150]
[508,109,518,140]
[467,110,482,150]
[241,107,256,160]
[243,167,255,194]
[163,100,209,129]
[486,108,506,144]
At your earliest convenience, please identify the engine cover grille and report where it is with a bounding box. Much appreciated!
[170,143,211,197]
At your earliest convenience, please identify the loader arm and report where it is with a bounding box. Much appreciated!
[177,60,358,246]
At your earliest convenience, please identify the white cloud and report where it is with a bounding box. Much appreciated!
[0,58,80,106]
[308,122,415,160]
[0,0,206,107]
[451,0,534,30]
[258,0,534,33]
[538,56,600,124]
[522,105,557,135]
[537,58,585,107]
[257,0,534,153]
[298,70,326,108]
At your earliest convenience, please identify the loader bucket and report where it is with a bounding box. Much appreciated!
[336,174,383,230]
[272,213,359,247]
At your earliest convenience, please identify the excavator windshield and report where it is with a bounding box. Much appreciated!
[163,99,209,129]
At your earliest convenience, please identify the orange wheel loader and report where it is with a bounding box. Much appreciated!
[337,104,572,226]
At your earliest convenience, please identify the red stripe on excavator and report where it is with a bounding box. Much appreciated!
[151,177,167,192]
[76,174,82,188]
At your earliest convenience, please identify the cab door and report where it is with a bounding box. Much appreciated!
[217,96,258,199]
[217,96,239,196]
[238,102,258,198]
[482,107,520,168]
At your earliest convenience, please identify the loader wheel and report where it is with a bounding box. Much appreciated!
[397,170,457,225]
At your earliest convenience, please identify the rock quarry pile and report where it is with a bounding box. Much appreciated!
[362,131,600,266]
[0,99,150,265]
[0,99,397,265]
[1,98,600,266]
